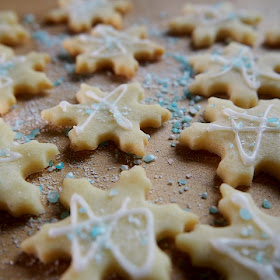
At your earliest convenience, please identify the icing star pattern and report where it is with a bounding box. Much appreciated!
[179,97,280,187]
[41,83,171,156]
[22,166,197,280]
[46,0,131,32]
[63,24,165,78]
[189,42,280,108]
[169,2,261,48]
[0,11,29,46]
[0,44,53,115]
[176,184,280,280]
[0,118,59,216]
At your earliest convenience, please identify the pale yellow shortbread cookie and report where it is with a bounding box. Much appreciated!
[179,97,280,187]
[22,166,197,280]
[0,118,59,217]
[169,2,261,48]
[0,11,29,46]
[189,42,280,108]
[265,29,280,47]
[176,183,280,280]
[0,44,53,115]
[46,0,131,32]
[63,25,165,78]
[41,83,171,156]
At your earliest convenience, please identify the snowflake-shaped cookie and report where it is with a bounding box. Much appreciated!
[41,83,171,156]
[0,44,53,115]
[22,166,197,280]
[169,2,261,48]
[265,29,280,48]
[0,11,29,46]
[46,0,131,32]
[189,42,280,108]
[176,183,280,280]
[0,118,59,217]
[179,97,280,187]
[63,24,165,78]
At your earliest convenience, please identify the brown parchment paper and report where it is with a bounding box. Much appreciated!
[0,0,280,279]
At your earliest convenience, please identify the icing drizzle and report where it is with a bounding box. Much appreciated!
[59,84,133,134]
[0,146,22,163]
[187,3,239,26]
[207,105,280,166]
[0,53,25,89]
[49,194,155,277]
[66,0,106,19]
[210,46,280,89]
[78,25,151,58]
[211,191,280,280]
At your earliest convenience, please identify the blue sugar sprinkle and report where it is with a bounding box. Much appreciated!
[65,172,74,178]
[268,117,279,123]
[120,165,129,171]
[171,142,176,147]
[14,132,24,140]
[172,127,180,134]
[65,128,71,137]
[61,211,70,219]
[178,179,186,186]
[108,189,118,197]
[141,237,147,246]
[144,154,156,163]
[209,206,219,214]
[239,208,252,221]
[201,192,208,199]
[47,191,59,203]
[182,116,192,123]
[38,185,43,192]
[173,122,181,129]
[91,226,105,239]
[23,13,35,23]
[53,77,64,87]
[67,233,73,241]
[49,160,54,167]
[255,251,264,263]
[79,207,87,213]
[262,199,271,209]
[56,162,64,170]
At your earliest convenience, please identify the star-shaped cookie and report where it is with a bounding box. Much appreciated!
[0,118,59,217]
[46,0,131,32]
[41,83,171,156]
[179,97,280,187]
[188,42,280,108]
[22,166,197,280]
[169,2,261,48]
[265,29,280,48]
[0,11,29,46]
[176,183,280,280]
[0,44,53,115]
[63,24,165,78]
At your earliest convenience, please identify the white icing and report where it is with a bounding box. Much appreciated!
[0,53,26,89]
[186,3,238,26]
[0,146,22,163]
[209,46,280,89]
[211,46,260,89]
[207,105,280,166]
[211,192,280,280]
[59,101,71,112]
[64,84,133,134]
[77,25,151,58]
[49,194,155,278]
